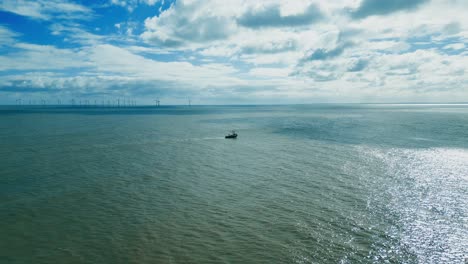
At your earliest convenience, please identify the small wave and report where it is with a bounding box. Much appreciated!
[411,137,433,141]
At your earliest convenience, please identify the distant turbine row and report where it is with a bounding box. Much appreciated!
[13,98,165,107]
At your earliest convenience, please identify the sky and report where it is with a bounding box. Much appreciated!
[0,0,467,105]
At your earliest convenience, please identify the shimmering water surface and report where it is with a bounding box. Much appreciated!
[1,104,467,263]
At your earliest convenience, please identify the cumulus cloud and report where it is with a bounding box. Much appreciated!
[141,1,325,48]
[141,0,237,47]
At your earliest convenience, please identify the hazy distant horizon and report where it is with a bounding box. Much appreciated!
[3,102,468,107]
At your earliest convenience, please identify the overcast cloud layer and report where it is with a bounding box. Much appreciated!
[0,0,467,104]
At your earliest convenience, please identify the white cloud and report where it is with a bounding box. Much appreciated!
[49,23,105,45]
[443,43,465,50]
[1,0,468,103]
[249,67,291,78]
[141,0,240,47]
[0,0,92,20]
[110,0,161,12]
[0,43,91,71]
[0,25,18,46]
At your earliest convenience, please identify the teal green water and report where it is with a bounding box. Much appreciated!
[1,104,467,263]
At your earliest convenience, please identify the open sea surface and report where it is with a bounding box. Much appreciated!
[1,104,467,263]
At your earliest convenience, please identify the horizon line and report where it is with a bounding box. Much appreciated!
[2,102,468,107]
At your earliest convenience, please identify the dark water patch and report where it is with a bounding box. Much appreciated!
[273,109,468,149]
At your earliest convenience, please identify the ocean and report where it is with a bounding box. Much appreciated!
[0,104,467,263]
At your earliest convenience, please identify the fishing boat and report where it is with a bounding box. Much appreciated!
[225,130,238,139]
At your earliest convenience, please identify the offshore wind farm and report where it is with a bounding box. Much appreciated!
[12,98,153,107]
